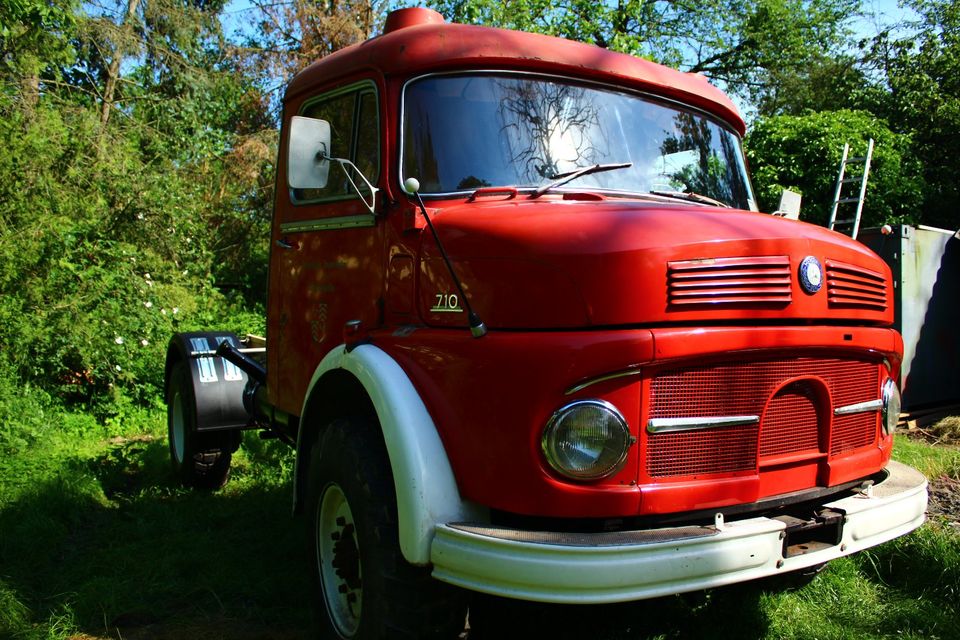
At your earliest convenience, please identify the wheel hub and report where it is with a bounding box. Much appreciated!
[332,522,362,591]
[317,483,362,637]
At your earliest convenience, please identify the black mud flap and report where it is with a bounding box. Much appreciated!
[773,508,845,558]
[166,332,251,433]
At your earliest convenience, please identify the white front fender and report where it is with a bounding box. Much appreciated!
[299,343,476,565]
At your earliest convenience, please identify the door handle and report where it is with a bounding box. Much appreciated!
[276,238,297,250]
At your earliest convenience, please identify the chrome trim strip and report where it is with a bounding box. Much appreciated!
[834,399,883,416]
[647,415,759,434]
[188,347,266,357]
[280,214,376,233]
[564,368,643,396]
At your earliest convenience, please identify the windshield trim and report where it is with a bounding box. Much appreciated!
[398,69,753,203]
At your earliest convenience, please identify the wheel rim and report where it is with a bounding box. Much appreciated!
[170,390,186,464]
[316,482,362,637]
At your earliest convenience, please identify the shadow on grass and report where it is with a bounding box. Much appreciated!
[3,432,958,640]
[0,432,775,640]
[0,435,311,639]
[467,582,770,640]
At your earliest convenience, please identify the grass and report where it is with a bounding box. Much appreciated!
[1,383,959,639]
[0,384,310,640]
[892,429,960,478]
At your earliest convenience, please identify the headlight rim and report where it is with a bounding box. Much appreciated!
[541,398,632,482]
[881,378,900,437]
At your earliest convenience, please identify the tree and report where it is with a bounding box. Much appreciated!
[755,53,874,116]
[72,0,237,144]
[861,0,960,230]
[0,0,77,110]
[0,0,273,405]
[746,109,924,227]
[234,0,383,101]
[427,0,859,104]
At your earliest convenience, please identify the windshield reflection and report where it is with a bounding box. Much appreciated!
[402,74,755,210]
[499,81,600,183]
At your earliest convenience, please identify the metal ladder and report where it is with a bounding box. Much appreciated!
[827,138,874,239]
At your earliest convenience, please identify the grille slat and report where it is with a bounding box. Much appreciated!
[646,358,879,479]
[825,260,888,311]
[667,256,792,307]
[671,278,792,289]
[670,270,791,282]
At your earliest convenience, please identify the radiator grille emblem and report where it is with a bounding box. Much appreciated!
[799,256,823,294]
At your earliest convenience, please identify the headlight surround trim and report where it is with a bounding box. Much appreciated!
[881,378,901,436]
[541,399,632,481]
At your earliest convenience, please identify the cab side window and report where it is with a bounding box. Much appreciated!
[293,85,380,204]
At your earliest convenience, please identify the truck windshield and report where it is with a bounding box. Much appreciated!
[402,74,756,210]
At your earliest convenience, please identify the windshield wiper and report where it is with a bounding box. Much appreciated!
[648,190,731,208]
[529,162,632,199]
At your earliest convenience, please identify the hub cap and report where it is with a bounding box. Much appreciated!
[317,483,362,637]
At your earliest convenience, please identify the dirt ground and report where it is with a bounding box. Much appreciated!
[927,474,960,528]
[911,414,960,528]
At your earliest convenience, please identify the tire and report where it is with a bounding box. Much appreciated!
[306,418,466,639]
[166,361,235,490]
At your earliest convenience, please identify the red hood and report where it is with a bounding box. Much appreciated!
[418,199,894,330]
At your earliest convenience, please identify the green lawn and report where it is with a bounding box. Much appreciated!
[0,389,310,639]
[2,387,958,639]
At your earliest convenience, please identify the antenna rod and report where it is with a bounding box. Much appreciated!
[404,178,487,338]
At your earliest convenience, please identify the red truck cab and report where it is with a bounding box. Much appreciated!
[165,8,928,639]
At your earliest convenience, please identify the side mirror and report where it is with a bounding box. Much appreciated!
[287,115,331,189]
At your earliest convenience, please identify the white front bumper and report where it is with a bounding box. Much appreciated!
[430,460,927,603]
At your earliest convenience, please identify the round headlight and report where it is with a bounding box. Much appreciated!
[541,400,631,481]
[881,378,901,436]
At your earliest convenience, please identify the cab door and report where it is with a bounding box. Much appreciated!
[268,81,383,416]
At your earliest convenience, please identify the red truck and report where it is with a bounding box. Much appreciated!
[164,8,928,639]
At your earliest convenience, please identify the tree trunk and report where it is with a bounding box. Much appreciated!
[100,0,142,131]
[13,52,41,119]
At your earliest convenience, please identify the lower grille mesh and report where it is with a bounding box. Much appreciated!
[760,381,820,458]
[646,358,879,478]
[647,424,758,477]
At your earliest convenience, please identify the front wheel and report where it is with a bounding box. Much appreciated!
[306,418,466,639]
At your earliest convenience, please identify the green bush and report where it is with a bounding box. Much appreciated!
[746,109,925,228]
[0,88,268,408]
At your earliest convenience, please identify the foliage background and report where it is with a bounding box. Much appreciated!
[1,0,959,636]
[0,0,957,410]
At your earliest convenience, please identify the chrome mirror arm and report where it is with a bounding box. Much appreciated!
[327,155,379,214]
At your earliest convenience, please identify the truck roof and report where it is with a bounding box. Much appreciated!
[285,8,746,136]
